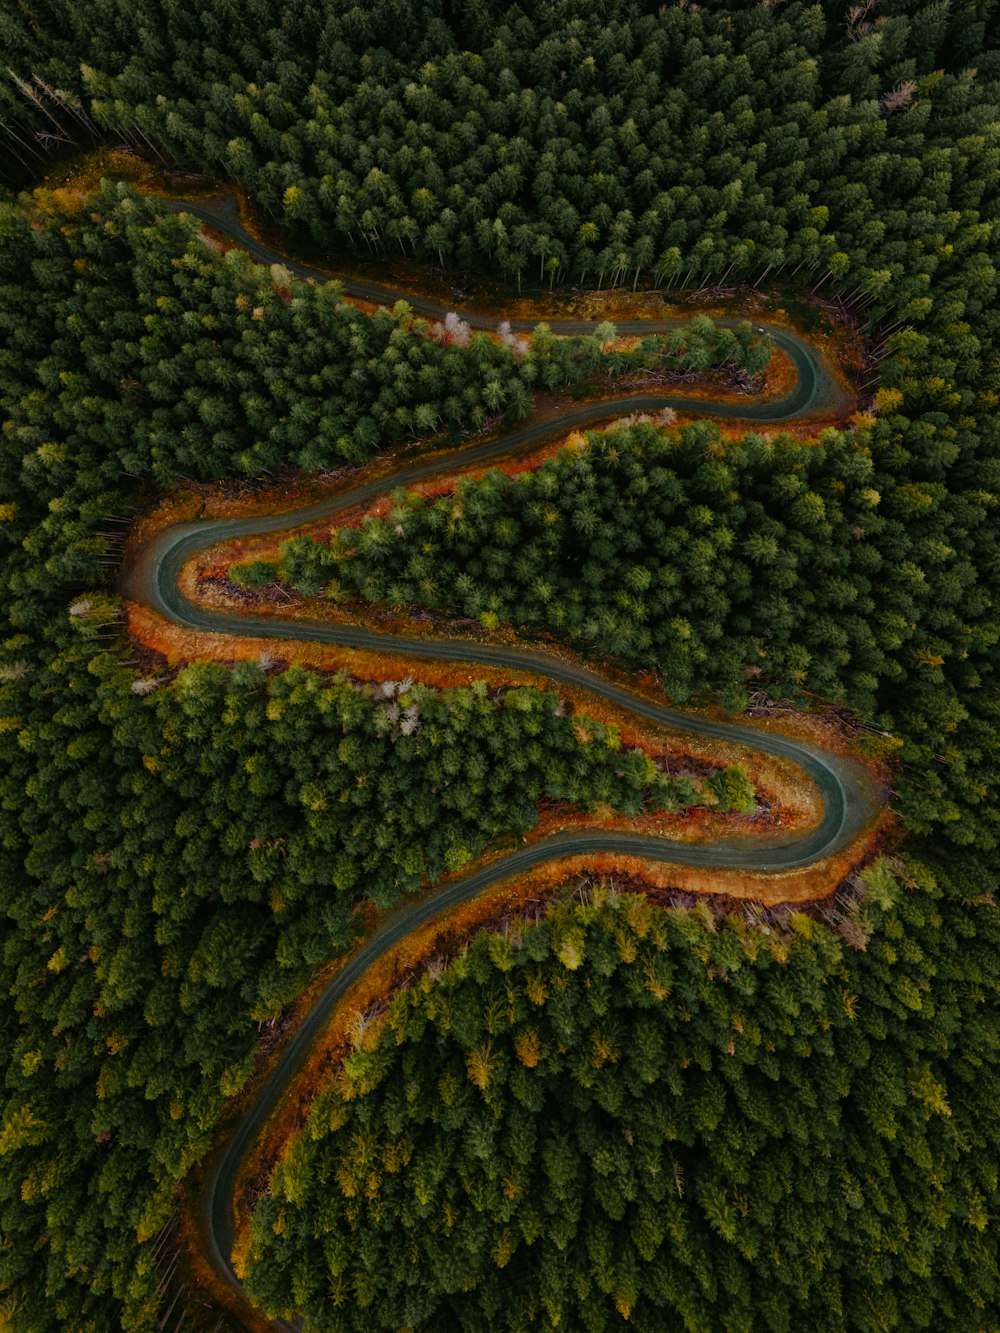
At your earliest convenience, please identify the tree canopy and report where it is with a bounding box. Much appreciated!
[245,865,999,1332]
[0,1,998,1328]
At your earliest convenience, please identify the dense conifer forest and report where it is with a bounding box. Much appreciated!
[1,2,998,1331]
[245,874,998,1332]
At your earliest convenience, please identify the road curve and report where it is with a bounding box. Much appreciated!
[128,196,878,1329]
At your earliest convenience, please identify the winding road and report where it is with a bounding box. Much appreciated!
[124,193,881,1329]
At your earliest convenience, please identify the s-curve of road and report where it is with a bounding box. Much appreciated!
[124,192,882,1331]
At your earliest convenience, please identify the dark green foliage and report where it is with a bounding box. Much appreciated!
[278,423,889,704]
[244,864,999,1332]
[0,192,751,1328]
[231,558,280,589]
[0,183,755,630]
[1,653,725,1329]
[3,1,997,301]
[280,403,1000,852]
[0,2,998,1329]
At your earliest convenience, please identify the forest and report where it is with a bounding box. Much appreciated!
[1,1,999,1330]
[245,868,998,1332]
[0,182,764,1329]
[267,421,900,710]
